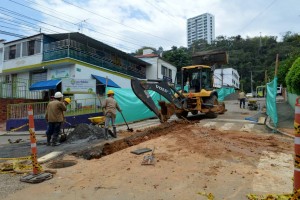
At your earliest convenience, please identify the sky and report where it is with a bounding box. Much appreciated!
[0,0,299,53]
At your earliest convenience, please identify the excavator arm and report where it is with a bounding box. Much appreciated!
[131,78,185,122]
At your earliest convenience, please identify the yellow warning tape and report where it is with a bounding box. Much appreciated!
[247,193,293,199]
[0,156,43,173]
[295,121,300,135]
[295,154,300,169]
[7,123,29,133]
[197,192,214,200]
[0,156,32,161]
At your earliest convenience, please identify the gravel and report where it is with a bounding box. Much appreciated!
[0,174,28,199]
[67,123,105,142]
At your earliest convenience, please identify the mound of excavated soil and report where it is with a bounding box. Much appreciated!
[67,123,104,142]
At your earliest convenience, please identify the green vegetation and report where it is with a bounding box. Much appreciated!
[286,57,300,95]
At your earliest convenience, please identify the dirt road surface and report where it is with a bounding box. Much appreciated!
[3,120,293,200]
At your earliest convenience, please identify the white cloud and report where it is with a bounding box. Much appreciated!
[2,0,299,52]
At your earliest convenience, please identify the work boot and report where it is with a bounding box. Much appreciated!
[113,127,117,138]
[51,137,60,146]
[104,128,109,140]
[46,135,51,146]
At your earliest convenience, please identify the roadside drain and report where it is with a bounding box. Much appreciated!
[47,160,78,169]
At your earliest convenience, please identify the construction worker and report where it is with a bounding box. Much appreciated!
[64,97,71,106]
[238,90,246,109]
[45,91,67,146]
[102,90,122,139]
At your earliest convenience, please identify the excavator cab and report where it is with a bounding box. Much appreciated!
[181,65,213,93]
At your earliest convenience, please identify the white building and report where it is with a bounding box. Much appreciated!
[213,68,240,89]
[135,49,177,83]
[0,32,149,100]
[187,13,215,47]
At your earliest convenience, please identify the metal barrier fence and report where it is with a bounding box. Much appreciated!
[7,98,103,120]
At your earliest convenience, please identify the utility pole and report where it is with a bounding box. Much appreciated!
[221,65,223,88]
[250,70,253,94]
[259,32,262,47]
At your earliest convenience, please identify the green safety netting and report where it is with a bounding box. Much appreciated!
[266,77,278,127]
[105,87,162,124]
[216,87,235,101]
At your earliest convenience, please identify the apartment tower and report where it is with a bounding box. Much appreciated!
[187,13,215,47]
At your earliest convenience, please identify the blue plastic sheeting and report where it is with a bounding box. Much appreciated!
[266,77,278,127]
[92,74,120,88]
[105,87,162,124]
[29,79,61,91]
[216,87,235,101]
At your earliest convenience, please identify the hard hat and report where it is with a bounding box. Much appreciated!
[64,98,71,104]
[107,90,114,95]
[54,92,63,98]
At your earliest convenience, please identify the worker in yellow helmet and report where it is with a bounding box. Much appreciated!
[64,98,71,105]
[102,90,122,139]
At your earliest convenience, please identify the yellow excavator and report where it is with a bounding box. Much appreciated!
[131,51,228,122]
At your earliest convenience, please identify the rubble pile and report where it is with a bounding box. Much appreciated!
[67,123,104,142]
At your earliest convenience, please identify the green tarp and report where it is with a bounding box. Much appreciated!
[266,77,278,127]
[106,87,162,124]
[104,86,235,125]
[216,87,235,101]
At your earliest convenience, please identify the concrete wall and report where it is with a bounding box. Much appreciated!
[3,54,43,71]
[141,57,177,83]
[75,64,131,88]
[287,92,299,109]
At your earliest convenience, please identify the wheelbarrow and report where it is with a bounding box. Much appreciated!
[88,116,106,127]
[248,100,258,110]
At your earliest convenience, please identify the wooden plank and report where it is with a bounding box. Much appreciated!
[258,117,266,125]
[38,151,63,164]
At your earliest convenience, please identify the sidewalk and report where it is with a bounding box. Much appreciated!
[267,98,295,137]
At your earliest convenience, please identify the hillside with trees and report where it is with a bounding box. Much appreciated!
[133,32,300,94]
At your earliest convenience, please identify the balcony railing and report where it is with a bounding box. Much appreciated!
[43,46,146,79]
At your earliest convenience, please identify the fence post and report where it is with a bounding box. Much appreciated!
[28,105,41,175]
[294,97,300,193]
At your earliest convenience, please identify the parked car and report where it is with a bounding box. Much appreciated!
[246,93,253,98]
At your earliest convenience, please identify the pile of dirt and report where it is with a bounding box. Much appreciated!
[67,123,104,142]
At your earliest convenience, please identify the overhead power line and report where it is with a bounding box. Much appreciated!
[237,0,277,34]
[0,30,26,38]
[8,0,156,49]
[61,0,179,45]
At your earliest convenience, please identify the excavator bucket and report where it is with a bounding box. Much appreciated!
[158,101,176,122]
[131,78,184,122]
[217,102,226,114]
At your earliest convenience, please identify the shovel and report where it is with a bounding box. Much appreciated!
[120,112,133,132]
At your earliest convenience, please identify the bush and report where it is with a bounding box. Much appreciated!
[286,57,300,95]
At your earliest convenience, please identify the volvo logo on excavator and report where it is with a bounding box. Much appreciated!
[156,85,169,93]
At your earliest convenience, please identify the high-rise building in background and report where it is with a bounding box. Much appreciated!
[187,13,215,47]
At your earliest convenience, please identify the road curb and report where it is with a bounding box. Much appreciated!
[265,116,294,138]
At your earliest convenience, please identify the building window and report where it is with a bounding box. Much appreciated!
[161,65,172,78]
[4,43,21,60]
[9,45,16,59]
[28,40,35,55]
[22,40,41,57]
[5,75,10,83]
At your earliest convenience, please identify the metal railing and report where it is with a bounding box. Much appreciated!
[0,77,42,99]
[43,43,146,79]
[7,98,103,120]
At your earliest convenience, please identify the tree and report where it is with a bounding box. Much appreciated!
[286,57,300,95]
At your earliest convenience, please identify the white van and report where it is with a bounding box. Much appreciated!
[277,85,282,96]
